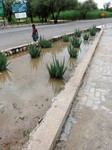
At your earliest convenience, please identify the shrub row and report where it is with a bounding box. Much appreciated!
[59,10,112,20]
[1,26,97,79]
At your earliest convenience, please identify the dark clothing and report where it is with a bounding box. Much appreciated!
[32,27,38,42]
[32,34,38,42]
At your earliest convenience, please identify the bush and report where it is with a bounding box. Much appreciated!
[89,25,96,36]
[68,45,78,58]
[0,52,9,71]
[58,10,80,20]
[39,36,52,48]
[62,35,69,42]
[74,29,81,38]
[28,43,41,58]
[83,33,89,40]
[86,10,112,19]
[47,57,67,78]
[71,36,81,48]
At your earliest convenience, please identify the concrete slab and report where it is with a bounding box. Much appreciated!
[54,25,112,150]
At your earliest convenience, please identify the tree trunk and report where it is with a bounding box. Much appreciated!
[30,14,33,23]
[44,18,47,22]
[54,19,58,24]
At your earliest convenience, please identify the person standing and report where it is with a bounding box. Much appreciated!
[32,24,38,42]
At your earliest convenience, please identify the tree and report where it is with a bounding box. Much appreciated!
[3,0,15,22]
[79,0,98,19]
[33,0,50,22]
[49,0,78,24]
[26,0,34,23]
[103,2,111,11]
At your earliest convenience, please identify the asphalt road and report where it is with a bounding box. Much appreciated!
[0,18,112,50]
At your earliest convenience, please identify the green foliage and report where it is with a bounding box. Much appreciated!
[86,10,112,19]
[62,35,69,42]
[0,52,9,71]
[79,0,98,19]
[47,57,67,78]
[28,43,41,58]
[48,0,78,23]
[26,0,35,23]
[3,0,14,22]
[83,33,89,40]
[71,36,81,48]
[59,10,80,20]
[39,36,52,48]
[74,29,81,37]
[33,17,40,23]
[54,9,112,21]
[89,25,96,36]
[68,45,78,58]
[33,0,50,22]
[9,17,16,25]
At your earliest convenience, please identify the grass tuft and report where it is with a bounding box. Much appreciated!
[28,43,41,58]
[39,36,52,48]
[0,52,10,71]
[68,44,78,58]
[47,57,67,78]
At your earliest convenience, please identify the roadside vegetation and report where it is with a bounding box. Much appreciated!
[71,36,82,48]
[0,52,10,71]
[0,0,112,25]
[28,43,41,58]
[68,45,78,58]
[39,36,52,48]
[47,57,67,78]
[83,33,89,40]
[89,25,97,36]
[62,35,69,42]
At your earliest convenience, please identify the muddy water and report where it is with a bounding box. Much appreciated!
[0,35,96,149]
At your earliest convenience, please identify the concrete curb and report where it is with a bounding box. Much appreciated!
[22,28,103,150]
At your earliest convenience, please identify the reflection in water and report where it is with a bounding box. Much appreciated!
[41,41,69,57]
[68,58,77,70]
[83,40,90,46]
[29,57,42,71]
[48,78,65,95]
[8,51,28,61]
[0,70,12,83]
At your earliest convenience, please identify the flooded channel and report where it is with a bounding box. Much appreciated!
[0,33,98,150]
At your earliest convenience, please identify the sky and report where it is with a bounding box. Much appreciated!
[79,0,112,8]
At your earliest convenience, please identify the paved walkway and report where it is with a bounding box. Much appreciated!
[54,25,112,150]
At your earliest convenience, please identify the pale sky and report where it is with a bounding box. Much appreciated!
[79,0,112,8]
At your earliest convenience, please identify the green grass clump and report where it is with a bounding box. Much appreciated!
[83,33,89,40]
[28,43,41,58]
[62,35,69,42]
[39,36,52,48]
[68,45,78,58]
[74,29,81,38]
[0,52,9,71]
[71,36,81,48]
[47,57,67,78]
[89,25,97,36]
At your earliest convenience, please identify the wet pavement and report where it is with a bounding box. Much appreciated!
[54,25,112,150]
